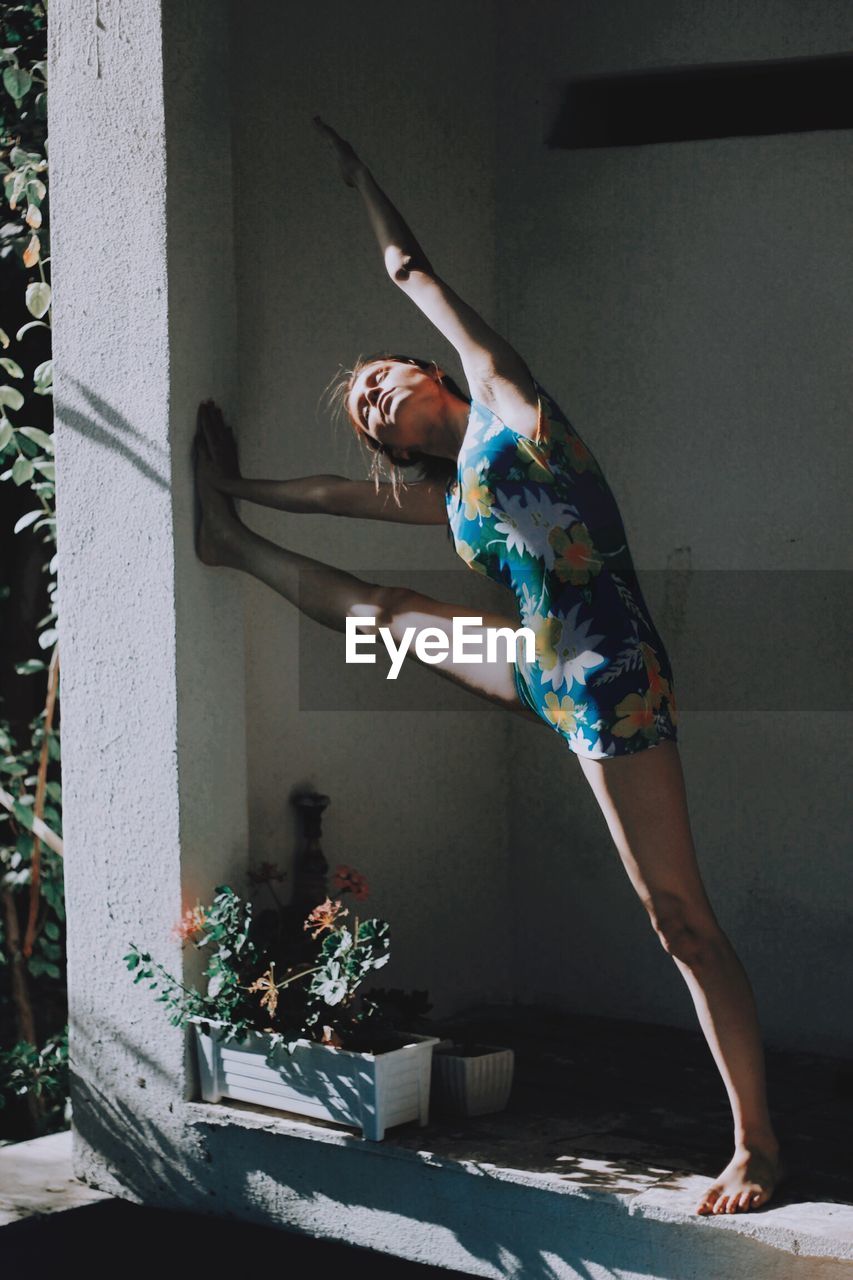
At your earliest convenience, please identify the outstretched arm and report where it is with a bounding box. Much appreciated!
[313,116,540,436]
[220,472,449,525]
[199,400,449,524]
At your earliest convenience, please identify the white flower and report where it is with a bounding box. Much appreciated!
[567,725,606,756]
[465,402,498,448]
[537,602,608,692]
[493,488,578,569]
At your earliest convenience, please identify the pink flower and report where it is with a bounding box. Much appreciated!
[331,865,370,901]
[172,904,207,943]
[304,897,349,940]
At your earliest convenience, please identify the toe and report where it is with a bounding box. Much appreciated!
[697,1185,722,1215]
[713,1195,729,1214]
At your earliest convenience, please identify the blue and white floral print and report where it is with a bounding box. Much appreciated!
[445,378,679,759]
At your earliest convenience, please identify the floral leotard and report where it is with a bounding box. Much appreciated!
[444,377,679,760]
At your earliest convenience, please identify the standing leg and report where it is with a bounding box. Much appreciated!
[576,741,782,1214]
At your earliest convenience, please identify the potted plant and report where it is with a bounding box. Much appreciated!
[431,1038,515,1118]
[124,863,439,1141]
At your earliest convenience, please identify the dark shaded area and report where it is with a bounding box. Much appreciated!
[548,53,853,149]
[0,1198,470,1271]
[390,1006,853,1206]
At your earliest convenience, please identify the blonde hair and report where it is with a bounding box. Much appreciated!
[321,352,466,508]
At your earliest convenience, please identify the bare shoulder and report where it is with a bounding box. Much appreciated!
[466,358,541,440]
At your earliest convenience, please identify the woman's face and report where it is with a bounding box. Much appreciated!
[347,360,444,459]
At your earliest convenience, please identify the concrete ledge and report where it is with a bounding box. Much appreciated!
[0,1130,112,1226]
[4,1111,853,1278]
[183,1097,853,1277]
[13,1009,852,1277]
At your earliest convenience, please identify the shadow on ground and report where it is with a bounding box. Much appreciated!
[0,1197,470,1271]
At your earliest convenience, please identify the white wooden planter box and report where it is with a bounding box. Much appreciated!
[189,1017,440,1141]
[431,1041,515,1117]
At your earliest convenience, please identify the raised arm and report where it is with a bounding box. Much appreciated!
[313,116,540,437]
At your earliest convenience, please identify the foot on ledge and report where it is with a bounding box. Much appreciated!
[695,1142,784,1214]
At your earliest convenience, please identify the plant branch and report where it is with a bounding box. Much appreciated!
[0,784,62,856]
[22,642,59,958]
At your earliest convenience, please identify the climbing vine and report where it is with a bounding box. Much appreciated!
[0,0,67,1139]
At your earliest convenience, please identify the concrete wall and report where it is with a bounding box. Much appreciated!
[496,0,852,1053]
[51,0,249,1184]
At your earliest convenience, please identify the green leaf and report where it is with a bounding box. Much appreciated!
[0,419,13,451]
[13,509,41,534]
[16,320,49,341]
[33,359,52,387]
[25,281,50,319]
[7,171,26,206]
[11,455,33,485]
[3,66,32,104]
[12,800,34,830]
[0,385,24,411]
[0,357,23,378]
[18,426,52,451]
[16,431,40,458]
[9,145,39,168]
[0,328,9,348]
[37,628,57,650]
[14,659,46,675]
[33,459,54,479]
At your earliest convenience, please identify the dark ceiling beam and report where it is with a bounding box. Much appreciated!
[547,52,853,148]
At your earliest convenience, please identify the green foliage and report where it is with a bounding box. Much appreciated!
[0,0,65,1139]
[0,1026,68,1129]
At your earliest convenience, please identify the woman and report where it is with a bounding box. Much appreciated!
[193,116,783,1214]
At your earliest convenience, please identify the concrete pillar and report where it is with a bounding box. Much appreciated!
[50,0,247,1188]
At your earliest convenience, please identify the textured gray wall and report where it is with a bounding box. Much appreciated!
[51,0,249,1185]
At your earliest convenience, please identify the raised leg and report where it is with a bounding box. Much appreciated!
[576,741,782,1214]
[194,428,544,723]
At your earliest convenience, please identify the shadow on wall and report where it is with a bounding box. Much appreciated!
[57,378,170,490]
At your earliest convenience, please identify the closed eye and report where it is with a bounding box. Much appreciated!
[360,364,390,425]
